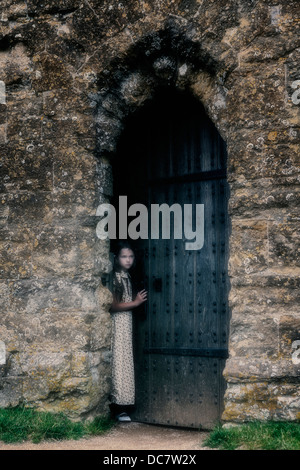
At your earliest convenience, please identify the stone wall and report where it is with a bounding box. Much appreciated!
[0,1,299,421]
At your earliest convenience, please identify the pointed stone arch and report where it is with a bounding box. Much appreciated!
[94,20,230,159]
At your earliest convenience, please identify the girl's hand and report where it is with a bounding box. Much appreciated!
[134,289,147,306]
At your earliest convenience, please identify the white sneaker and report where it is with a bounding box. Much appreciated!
[116,412,131,423]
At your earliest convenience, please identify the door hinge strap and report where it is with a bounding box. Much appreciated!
[148,169,227,186]
[143,347,228,358]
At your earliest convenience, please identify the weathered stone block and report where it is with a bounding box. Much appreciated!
[0,124,7,145]
[7,116,42,142]
[0,321,22,376]
[2,191,52,226]
[53,148,97,191]
[229,315,279,359]
[229,219,268,276]
[32,52,72,93]
[0,378,23,408]
[0,238,32,279]
[6,88,42,117]
[0,225,34,279]
[229,286,300,315]
[223,358,300,383]
[70,1,144,50]
[230,270,300,290]
[3,310,90,351]
[227,128,300,182]
[0,281,10,313]
[26,0,81,16]
[226,63,289,129]
[31,225,97,278]
[228,179,300,218]
[0,203,9,229]
[222,381,300,422]
[95,161,113,197]
[95,110,123,155]
[8,278,99,315]
[42,88,90,118]
[268,220,300,267]
[52,188,101,221]
[0,142,53,192]
[0,105,7,126]
[279,315,300,358]
[22,350,72,402]
[41,113,95,142]
[89,312,112,352]
[119,72,155,109]
[0,43,32,85]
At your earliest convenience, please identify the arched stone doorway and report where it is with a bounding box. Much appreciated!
[108,86,230,429]
[93,23,236,426]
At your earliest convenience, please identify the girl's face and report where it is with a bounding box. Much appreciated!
[117,248,135,271]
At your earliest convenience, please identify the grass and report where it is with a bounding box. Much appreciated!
[0,406,114,444]
[2,407,299,449]
[204,421,300,450]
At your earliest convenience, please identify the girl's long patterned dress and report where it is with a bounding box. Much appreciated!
[111,269,135,406]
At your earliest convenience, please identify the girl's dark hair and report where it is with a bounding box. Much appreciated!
[111,241,138,303]
[112,240,137,272]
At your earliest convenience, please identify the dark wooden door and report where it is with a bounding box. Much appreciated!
[114,88,230,429]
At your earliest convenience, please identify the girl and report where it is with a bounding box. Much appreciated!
[109,241,147,422]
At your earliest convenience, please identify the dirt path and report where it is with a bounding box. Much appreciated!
[0,422,210,451]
